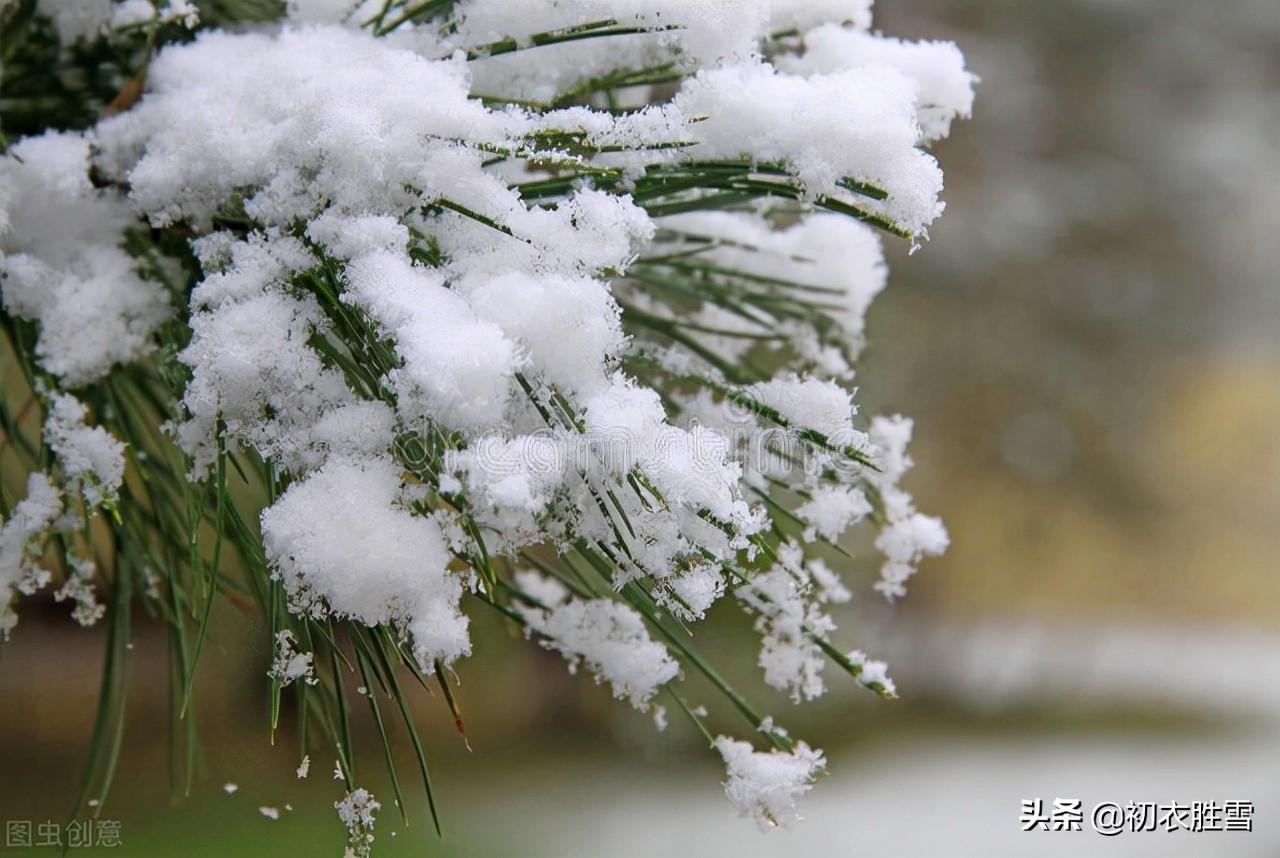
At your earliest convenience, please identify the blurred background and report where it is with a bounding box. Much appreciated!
[3,0,1280,855]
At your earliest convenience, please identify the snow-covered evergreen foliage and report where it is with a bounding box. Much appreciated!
[0,0,972,846]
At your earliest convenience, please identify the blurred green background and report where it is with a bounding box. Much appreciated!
[3,0,1280,855]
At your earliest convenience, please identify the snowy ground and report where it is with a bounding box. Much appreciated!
[6,616,1276,857]
[462,620,1280,857]
[490,730,1279,858]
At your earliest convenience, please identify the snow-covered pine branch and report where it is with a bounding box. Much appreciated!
[0,0,973,849]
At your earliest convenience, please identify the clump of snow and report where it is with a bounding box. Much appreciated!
[515,571,679,708]
[778,25,977,143]
[736,567,833,703]
[260,456,469,672]
[846,649,897,697]
[342,250,518,434]
[581,375,762,540]
[874,499,950,600]
[335,788,380,858]
[444,432,571,547]
[268,629,318,687]
[176,242,362,477]
[663,564,726,621]
[95,27,513,228]
[0,474,63,638]
[866,415,950,599]
[714,736,826,830]
[0,132,170,384]
[796,486,871,543]
[674,61,946,234]
[43,393,127,509]
[54,554,105,627]
[304,212,408,262]
[458,271,625,395]
[752,375,866,448]
[175,231,401,479]
[806,557,852,605]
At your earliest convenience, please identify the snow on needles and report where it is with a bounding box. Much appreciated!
[260,456,470,672]
[777,25,978,143]
[43,393,126,509]
[0,1,974,832]
[674,61,945,233]
[715,737,826,830]
[0,132,171,384]
[0,475,62,639]
[515,571,679,709]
